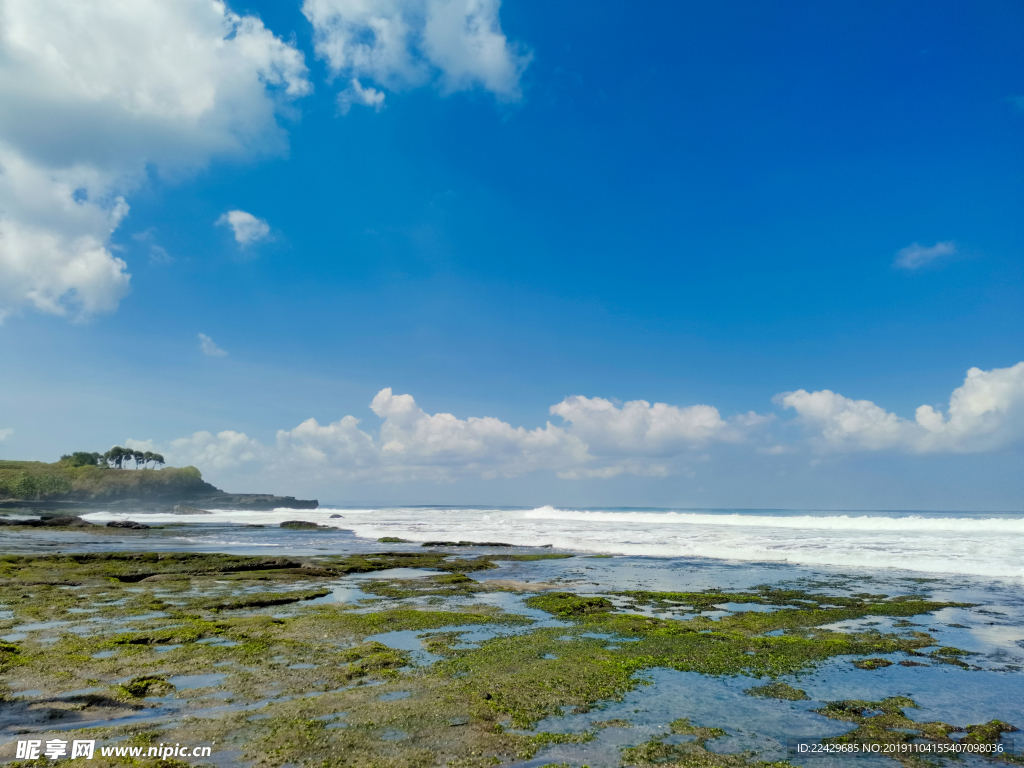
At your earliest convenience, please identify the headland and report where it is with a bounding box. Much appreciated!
[0,458,317,514]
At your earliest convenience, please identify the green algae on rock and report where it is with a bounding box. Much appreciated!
[620,717,786,768]
[815,696,1019,766]
[523,587,963,679]
[525,592,615,617]
[744,682,809,700]
[0,550,1009,768]
[853,658,894,670]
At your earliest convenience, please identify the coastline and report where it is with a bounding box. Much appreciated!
[1,520,1022,767]
[0,459,319,514]
[0,493,319,515]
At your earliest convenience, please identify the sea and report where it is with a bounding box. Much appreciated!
[59,504,1024,583]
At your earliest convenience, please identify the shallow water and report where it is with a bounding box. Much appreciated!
[1,508,1022,766]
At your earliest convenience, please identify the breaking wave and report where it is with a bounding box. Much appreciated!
[83,504,1024,581]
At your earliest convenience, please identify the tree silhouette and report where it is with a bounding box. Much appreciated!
[95,447,164,469]
[105,447,123,468]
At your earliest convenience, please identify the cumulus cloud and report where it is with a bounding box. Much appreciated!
[198,333,227,357]
[0,0,310,321]
[894,240,956,270]
[216,210,271,246]
[337,79,386,114]
[122,366,1024,486]
[140,388,767,484]
[302,0,530,111]
[549,396,761,455]
[777,362,1024,453]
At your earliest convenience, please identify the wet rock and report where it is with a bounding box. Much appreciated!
[744,682,809,700]
[106,520,150,530]
[0,514,94,526]
[37,515,92,527]
[421,540,515,547]
[853,657,894,670]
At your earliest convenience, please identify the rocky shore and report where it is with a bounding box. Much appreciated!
[0,459,319,515]
[0,548,1015,767]
[0,491,318,514]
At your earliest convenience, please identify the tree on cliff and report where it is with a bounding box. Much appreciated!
[92,447,166,469]
[143,451,165,469]
[104,447,130,468]
[60,452,104,467]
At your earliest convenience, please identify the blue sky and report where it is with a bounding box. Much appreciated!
[0,0,1022,509]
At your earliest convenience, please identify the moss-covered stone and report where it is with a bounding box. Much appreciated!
[744,682,809,700]
[525,592,614,617]
[620,717,786,768]
[0,550,1007,768]
[853,658,893,670]
[963,720,1020,745]
[810,695,1015,767]
[117,674,173,698]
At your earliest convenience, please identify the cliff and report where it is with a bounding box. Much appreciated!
[0,460,318,511]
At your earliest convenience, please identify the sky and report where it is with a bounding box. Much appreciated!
[0,0,1022,510]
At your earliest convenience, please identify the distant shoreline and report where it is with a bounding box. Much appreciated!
[0,458,317,512]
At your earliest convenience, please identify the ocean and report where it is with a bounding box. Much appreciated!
[81,505,1024,582]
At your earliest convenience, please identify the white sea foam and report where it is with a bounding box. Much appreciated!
[82,505,1024,581]
[520,506,1024,534]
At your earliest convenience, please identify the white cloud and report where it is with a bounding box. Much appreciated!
[166,430,268,470]
[133,227,173,263]
[549,395,754,456]
[0,0,310,321]
[421,0,530,97]
[124,367,1024,486]
[337,79,386,114]
[778,362,1024,453]
[894,240,956,270]
[124,438,156,453]
[302,0,530,110]
[140,387,768,484]
[148,245,173,265]
[0,428,13,441]
[216,210,271,246]
[198,332,227,357]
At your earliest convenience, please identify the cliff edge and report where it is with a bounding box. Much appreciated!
[0,460,318,512]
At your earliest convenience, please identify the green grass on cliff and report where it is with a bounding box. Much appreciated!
[0,459,212,501]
